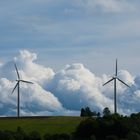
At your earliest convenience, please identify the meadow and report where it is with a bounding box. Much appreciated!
[0,116,85,135]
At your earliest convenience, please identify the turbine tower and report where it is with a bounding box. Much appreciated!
[103,59,130,114]
[12,64,33,117]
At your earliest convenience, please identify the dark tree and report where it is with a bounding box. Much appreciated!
[103,107,111,117]
[85,107,93,117]
[80,107,97,117]
[80,108,87,117]
[75,118,98,139]
[97,112,101,118]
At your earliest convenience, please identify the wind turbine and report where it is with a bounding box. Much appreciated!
[103,59,130,114]
[12,64,33,117]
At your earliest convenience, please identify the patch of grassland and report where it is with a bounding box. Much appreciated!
[0,116,85,135]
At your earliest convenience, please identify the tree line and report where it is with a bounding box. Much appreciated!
[76,111,140,140]
[80,106,111,117]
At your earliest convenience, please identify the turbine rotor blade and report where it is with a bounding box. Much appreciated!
[11,82,18,94]
[103,78,114,86]
[115,59,117,76]
[20,80,33,84]
[117,78,130,88]
[14,64,20,80]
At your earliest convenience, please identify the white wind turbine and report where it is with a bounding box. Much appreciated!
[103,59,130,114]
[12,64,33,117]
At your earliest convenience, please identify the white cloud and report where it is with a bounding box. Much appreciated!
[118,70,134,84]
[47,63,113,112]
[0,50,63,116]
[14,50,55,87]
[0,77,63,116]
[0,50,140,116]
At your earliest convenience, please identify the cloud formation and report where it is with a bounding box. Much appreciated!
[47,63,113,112]
[0,50,140,116]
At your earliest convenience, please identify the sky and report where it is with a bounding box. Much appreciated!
[0,0,140,116]
[0,0,140,75]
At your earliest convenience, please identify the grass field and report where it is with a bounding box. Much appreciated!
[0,116,85,135]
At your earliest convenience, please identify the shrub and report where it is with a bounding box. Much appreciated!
[75,118,98,139]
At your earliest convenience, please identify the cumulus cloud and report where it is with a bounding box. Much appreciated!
[15,50,54,85]
[0,50,62,116]
[47,63,113,112]
[0,49,140,116]
[0,78,63,116]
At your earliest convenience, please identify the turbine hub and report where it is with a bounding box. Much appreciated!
[112,76,117,79]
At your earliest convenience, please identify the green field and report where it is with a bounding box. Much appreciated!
[0,116,85,135]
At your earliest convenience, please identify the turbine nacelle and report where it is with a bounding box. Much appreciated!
[112,76,117,79]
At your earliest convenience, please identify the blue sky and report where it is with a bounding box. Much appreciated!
[0,0,140,75]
